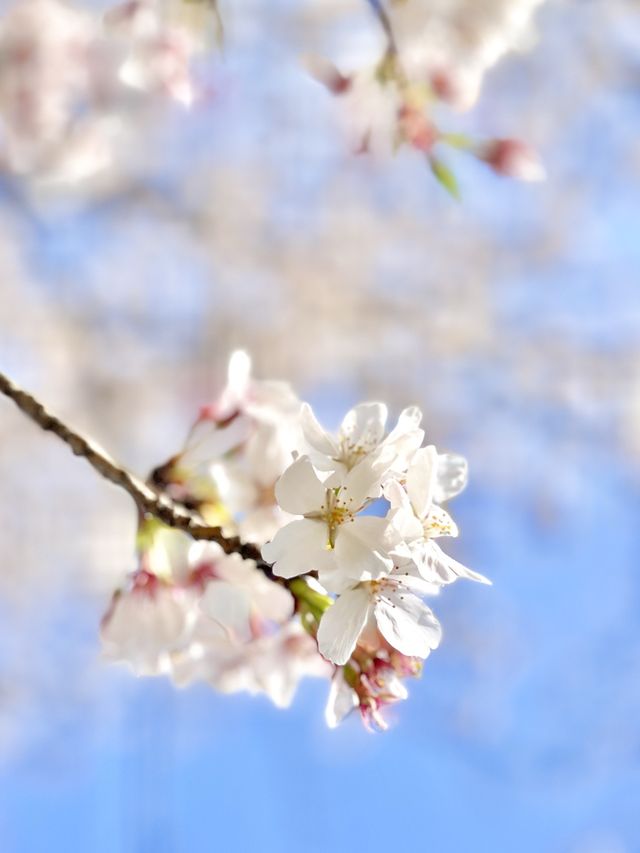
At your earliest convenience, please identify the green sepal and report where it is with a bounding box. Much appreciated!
[135,517,167,553]
[343,664,358,688]
[289,577,333,621]
[439,132,473,151]
[429,156,461,200]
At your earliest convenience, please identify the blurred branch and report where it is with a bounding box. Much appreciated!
[366,0,398,56]
[0,369,268,568]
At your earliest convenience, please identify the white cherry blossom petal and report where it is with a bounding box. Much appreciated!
[340,402,388,450]
[274,456,328,515]
[334,516,395,581]
[376,406,425,473]
[384,478,412,512]
[262,518,329,579]
[146,527,194,582]
[317,586,373,664]
[250,577,295,623]
[214,554,295,623]
[300,402,339,457]
[424,505,459,538]
[325,670,358,728]
[101,584,196,675]
[434,453,469,503]
[374,592,442,658]
[406,445,438,519]
[200,580,250,637]
[390,566,442,598]
[181,414,251,469]
[317,560,355,595]
[414,541,491,585]
[340,458,383,507]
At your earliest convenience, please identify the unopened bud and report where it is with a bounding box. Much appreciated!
[303,54,352,95]
[429,68,459,105]
[397,104,436,152]
[479,138,545,182]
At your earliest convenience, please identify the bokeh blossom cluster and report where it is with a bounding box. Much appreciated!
[0,0,545,191]
[0,0,208,183]
[306,0,545,192]
[101,353,490,730]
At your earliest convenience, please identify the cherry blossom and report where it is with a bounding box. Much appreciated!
[98,354,490,730]
[153,351,303,543]
[325,647,422,731]
[100,569,198,675]
[186,622,331,709]
[0,0,204,183]
[306,0,546,191]
[300,401,423,478]
[317,565,442,665]
[261,455,397,587]
[385,449,491,586]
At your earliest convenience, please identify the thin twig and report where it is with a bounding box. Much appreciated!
[0,370,268,569]
[366,0,398,56]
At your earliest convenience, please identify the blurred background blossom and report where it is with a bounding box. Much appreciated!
[0,0,639,850]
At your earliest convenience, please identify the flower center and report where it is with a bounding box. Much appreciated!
[338,432,379,469]
[320,488,354,548]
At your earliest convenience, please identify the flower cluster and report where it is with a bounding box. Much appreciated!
[0,0,208,183]
[306,0,545,194]
[101,352,489,730]
[0,0,544,192]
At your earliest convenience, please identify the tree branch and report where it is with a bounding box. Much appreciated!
[0,369,268,568]
[366,0,398,56]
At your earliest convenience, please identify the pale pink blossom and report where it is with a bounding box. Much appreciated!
[262,455,396,588]
[317,566,441,665]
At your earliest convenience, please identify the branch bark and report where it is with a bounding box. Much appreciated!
[0,370,267,568]
[366,0,398,56]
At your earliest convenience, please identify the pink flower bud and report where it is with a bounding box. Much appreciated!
[429,68,458,104]
[397,104,436,152]
[480,138,545,182]
[303,54,352,96]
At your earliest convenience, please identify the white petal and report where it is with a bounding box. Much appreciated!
[317,560,355,595]
[181,415,251,469]
[383,478,411,511]
[374,592,442,658]
[406,445,438,520]
[200,580,250,636]
[340,459,383,508]
[375,406,425,474]
[300,402,339,457]
[251,577,295,623]
[340,402,388,450]
[389,566,441,598]
[274,456,327,515]
[214,553,295,622]
[384,481,423,541]
[261,518,329,579]
[317,586,373,665]
[384,407,424,450]
[415,541,491,585]
[227,350,251,397]
[325,670,358,728]
[146,527,194,582]
[424,505,459,538]
[434,453,468,503]
[390,406,423,436]
[334,516,394,581]
[101,586,195,675]
[245,420,295,486]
